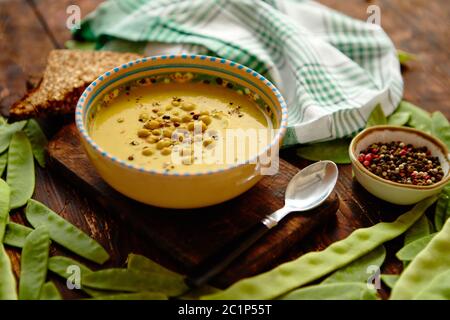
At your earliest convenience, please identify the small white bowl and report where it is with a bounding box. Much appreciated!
[349,125,450,205]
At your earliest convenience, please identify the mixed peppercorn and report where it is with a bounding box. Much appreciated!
[358,141,444,185]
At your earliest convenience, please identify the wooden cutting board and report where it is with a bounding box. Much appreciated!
[47,123,339,285]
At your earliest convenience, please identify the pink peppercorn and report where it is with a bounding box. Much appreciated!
[358,154,365,162]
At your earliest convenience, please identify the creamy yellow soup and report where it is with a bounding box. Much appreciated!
[91,82,271,173]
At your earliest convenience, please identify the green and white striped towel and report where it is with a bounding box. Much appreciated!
[74,0,403,146]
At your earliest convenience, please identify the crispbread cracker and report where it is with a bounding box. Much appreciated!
[10,50,142,119]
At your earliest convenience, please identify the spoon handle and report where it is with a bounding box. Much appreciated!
[187,217,277,288]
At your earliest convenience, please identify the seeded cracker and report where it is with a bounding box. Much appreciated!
[9,50,142,120]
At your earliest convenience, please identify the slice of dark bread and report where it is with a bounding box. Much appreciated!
[10,49,142,120]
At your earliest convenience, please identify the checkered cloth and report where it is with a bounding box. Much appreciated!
[75,0,403,146]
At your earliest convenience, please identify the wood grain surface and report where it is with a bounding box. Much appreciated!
[0,0,448,299]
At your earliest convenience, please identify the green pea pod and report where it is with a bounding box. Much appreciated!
[396,101,432,133]
[431,111,450,149]
[48,256,93,278]
[7,132,35,209]
[296,138,351,164]
[391,218,450,299]
[3,222,33,248]
[65,40,97,51]
[414,270,450,300]
[125,253,213,299]
[0,152,7,177]
[280,282,378,300]
[0,179,16,300]
[48,256,111,297]
[89,292,168,300]
[0,179,10,240]
[39,282,62,300]
[365,104,387,128]
[380,274,399,290]
[322,245,386,284]
[0,121,27,153]
[404,215,431,245]
[25,199,109,264]
[0,180,17,300]
[397,50,416,65]
[396,233,435,261]
[387,112,410,126]
[179,285,222,300]
[126,254,222,299]
[0,246,17,300]
[434,187,450,231]
[19,226,51,300]
[23,119,48,168]
[127,253,182,278]
[82,268,189,296]
[204,196,437,300]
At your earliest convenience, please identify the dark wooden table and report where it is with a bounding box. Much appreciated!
[1,0,448,299]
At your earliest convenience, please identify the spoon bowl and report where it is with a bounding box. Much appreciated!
[285,161,339,212]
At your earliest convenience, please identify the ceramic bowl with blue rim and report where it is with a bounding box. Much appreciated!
[350,125,450,205]
[76,55,288,209]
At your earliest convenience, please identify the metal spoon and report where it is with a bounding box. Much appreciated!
[188,160,339,288]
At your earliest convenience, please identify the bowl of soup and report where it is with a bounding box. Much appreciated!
[76,55,287,208]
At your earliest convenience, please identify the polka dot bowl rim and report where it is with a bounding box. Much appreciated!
[75,54,288,177]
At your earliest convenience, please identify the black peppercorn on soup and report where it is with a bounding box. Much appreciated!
[90,80,272,173]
